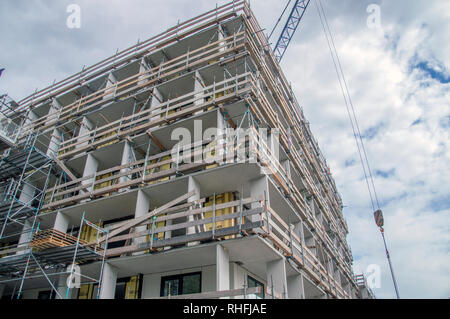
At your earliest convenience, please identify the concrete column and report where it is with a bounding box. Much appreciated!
[103,72,118,101]
[138,57,151,86]
[19,181,36,205]
[15,219,32,255]
[216,245,230,292]
[47,128,62,157]
[194,71,205,109]
[305,235,316,256]
[46,99,62,157]
[99,263,118,299]
[287,274,305,299]
[250,176,268,233]
[25,110,38,132]
[266,259,288,299]
[76,116,94,150]
[333,265,341,286]
[133,190,150,252]
[119,141,134,188]
[150,86,163,121]
[282,159,292,196]
[293,220,305,246]
[218,25,226,54]
[53,211,70,233]
[81,153,99,193]
[282,160,291,179]
[217,111,229,164]
[187,176,200,246]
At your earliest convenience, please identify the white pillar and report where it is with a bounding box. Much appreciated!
[216,245,230,292]
[119,141,134,188]
[218,25,226,54]
[19,181,36,205]
[150,87,163,121]
[81,154,99,193]
[250,176,268,233]
[194,71,205,109]
[187,176,200,246]
[294,220,305,246]
[266,259,288,299]
[103,72,118,101]
[138,57,151,86]
[76,116,94,150]
[133,190,150,253]
[46,99,62,157]
[54,211,70,233]
[25,110,38,132]
[334,264,341,286]
[99,263,118,299]
[47,128,62,157]
[287,274,305,299]
[16,219,32,255]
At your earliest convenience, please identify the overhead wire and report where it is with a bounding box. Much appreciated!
[269,0,293,40]
[315,0,400,298]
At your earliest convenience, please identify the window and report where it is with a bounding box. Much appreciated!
[247,275,264,299]
[160,272,201,297]
[37,290,55,299]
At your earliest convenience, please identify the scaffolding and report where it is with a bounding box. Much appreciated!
[0,131,56,238]
[0,95,23,152]
[0,212,109,299]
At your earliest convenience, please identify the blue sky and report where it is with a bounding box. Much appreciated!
[0,0,449,298]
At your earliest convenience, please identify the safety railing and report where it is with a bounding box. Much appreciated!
[20,30,248,138]
[105,195,264,257]
[17,0,246,111]
[56,71,252,159]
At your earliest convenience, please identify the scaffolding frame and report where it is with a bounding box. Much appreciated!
[0,212,109,299]
[0,131,56,238]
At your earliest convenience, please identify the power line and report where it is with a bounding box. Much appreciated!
[315,0,400,299]
[269,0,293,40]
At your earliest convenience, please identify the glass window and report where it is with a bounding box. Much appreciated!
[182,273,201,294]
[247,275,264,299]
[160,272,201,297]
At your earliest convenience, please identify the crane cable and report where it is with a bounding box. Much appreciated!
[268,0,293,40]
[315,0,400,299]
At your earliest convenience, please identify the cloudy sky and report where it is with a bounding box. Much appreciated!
[0,0,449,299]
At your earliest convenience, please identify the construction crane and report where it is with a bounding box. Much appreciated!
[269,0,400,298]
[270,0,311,62]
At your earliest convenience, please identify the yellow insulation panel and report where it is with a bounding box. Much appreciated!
[204,192,236,238]
[148,155,172,184]
[78,284,94,299]
[125,275,140,299]
[80,222,103,243]
[97,131,119,149]
[94,172,114,191]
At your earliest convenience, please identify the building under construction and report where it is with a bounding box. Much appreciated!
[0,0,374,299]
